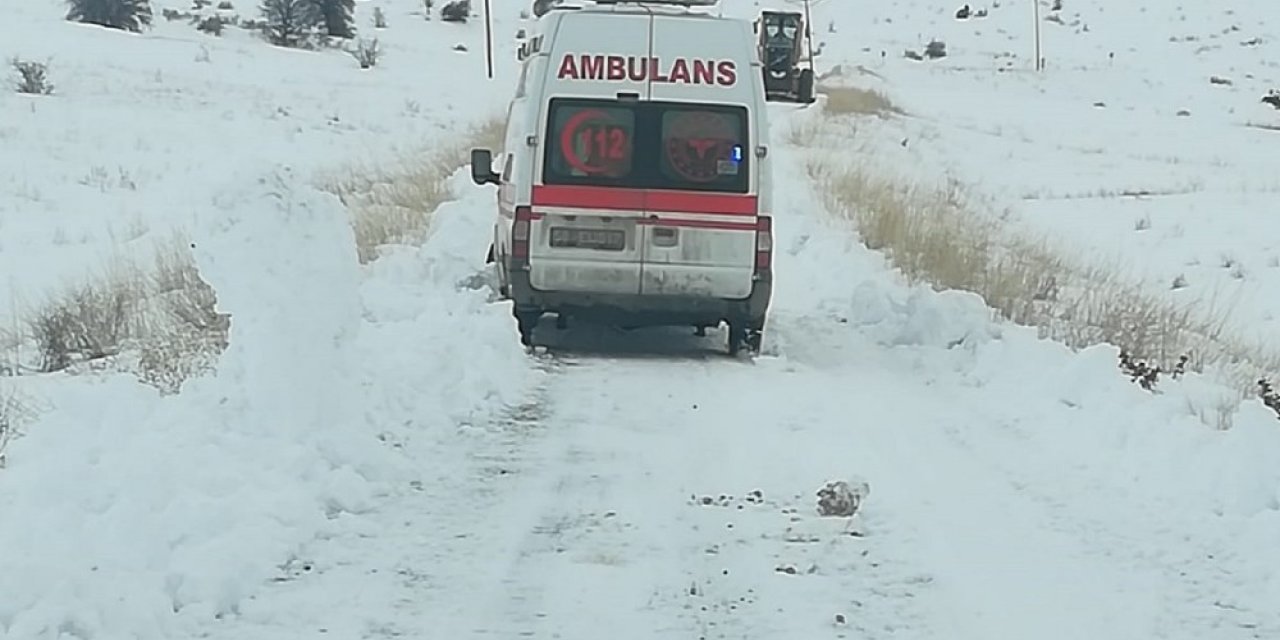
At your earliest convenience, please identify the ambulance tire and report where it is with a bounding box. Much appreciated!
[496,262,510,298]
[514,308,541,346]
[727,321,755,356]
[726,325,743,356]
[797,68,816,104]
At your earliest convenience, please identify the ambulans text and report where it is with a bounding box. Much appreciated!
[556,54,738,86]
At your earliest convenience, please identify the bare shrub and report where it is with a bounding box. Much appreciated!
[819,85,902,117]
[1118,351,1187,392]
[349,37,381,68]
[196,14,226,35]
[0,385,31,468]
[440,0,469,22]
[0,327,20,376]
[320,117,504,263]
[0,387,13,464]
[12,58,54,95]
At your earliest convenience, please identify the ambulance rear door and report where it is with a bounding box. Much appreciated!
[638,13,761,300]
[528,9,654,296]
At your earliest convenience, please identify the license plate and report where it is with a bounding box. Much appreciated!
[550,227,626,251]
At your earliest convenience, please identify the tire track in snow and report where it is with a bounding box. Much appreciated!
[183,354,566,640]
[455,338,942,640]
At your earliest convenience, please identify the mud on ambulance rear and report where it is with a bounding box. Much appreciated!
[471,2,774,353]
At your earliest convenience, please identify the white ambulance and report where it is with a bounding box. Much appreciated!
[470,0,774,355]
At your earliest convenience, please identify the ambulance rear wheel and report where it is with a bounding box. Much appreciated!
[726,322,748,356]
[514,308,540,346]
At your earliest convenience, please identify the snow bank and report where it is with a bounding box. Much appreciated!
[0,166,536,639]
[810,231,1280,543]
[817,232,1280,523]
[0,173,380,638]
[355,170,539,429]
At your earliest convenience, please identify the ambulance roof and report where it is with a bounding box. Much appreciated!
[540,0,721,18]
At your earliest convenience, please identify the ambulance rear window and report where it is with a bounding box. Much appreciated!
[543,98,749,193]
[546,103,637,182]
[658,108,748,191]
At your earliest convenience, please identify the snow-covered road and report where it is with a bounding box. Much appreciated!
[185,130,1280,640]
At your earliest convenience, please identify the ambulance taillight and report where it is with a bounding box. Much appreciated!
[512,206,534,268]
[755,215,773,273]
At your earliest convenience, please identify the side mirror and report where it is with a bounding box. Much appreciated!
[470,148,499,186]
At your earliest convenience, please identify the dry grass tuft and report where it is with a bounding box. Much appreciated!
[799,84,1280,413]
[810,160,1280,414]
[26,259,151,373]
[13,233,229,394]
[135,233,230,394]
[322,117,506,263]
[819,84,904,118]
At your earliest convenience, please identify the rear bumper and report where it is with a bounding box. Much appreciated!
[508,268,772,329]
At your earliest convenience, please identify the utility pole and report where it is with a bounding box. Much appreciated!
[484,0,495,79]
[1032,0,1043,70]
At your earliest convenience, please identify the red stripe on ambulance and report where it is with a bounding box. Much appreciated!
[556,54,737,86]
[532,185,758,216]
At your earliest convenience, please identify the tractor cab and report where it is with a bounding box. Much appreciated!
[754,10,815,104]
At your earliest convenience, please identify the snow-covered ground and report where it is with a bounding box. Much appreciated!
[2,1,1279,639]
